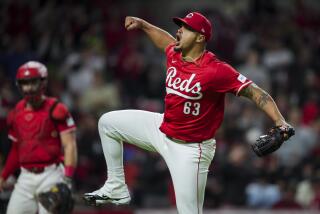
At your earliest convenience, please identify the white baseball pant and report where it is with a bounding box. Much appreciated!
[98,110,216,214]
[6,163,64,214]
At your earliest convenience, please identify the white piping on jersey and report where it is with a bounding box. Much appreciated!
[166,87,203,100]
[236,80,253,96]
[60,127,76,135]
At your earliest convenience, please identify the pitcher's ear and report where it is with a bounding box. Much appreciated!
[196,34,206,43]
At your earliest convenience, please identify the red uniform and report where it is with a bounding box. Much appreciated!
[160,44,252,142]
[1,97,76,179]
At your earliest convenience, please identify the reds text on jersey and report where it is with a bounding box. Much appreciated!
[160,44,252,142]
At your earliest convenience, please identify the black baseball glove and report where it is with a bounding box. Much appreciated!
[38,182,74,214]
[251,126,295,157]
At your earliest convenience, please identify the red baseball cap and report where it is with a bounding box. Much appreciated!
[173,12,212,41]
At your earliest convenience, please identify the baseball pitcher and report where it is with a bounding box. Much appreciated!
[0,61,77,214]
[83,12,294,214]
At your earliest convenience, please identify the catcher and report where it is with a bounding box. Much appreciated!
[0,61,77,214]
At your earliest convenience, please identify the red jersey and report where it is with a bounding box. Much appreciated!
[7,97,76,168]
[160,44,252,142]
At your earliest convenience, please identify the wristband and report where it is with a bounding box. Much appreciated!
[64,166,75,177]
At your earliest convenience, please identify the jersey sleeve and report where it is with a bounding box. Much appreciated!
[1,141,20,180]
[7,110,18,142]
[52,103,76,134]
[211,62,252,95]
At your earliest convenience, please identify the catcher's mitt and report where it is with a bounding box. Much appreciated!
[251,126,295,157]
[38,182,74,214]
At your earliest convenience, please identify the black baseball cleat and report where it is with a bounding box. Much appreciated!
[83,193,131,206]
[83,194,99,206]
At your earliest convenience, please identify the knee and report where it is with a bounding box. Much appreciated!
[98,111,120,130]
[98,111,117,130]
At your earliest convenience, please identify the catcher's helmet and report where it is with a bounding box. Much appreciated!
[16,61,48,103]
[16,61,48,80]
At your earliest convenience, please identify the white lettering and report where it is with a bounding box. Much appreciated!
[166,67,202,100]
[184,74,196,92]
[172,77,182,90]
[191,82,201,93]
[166,67,176,85]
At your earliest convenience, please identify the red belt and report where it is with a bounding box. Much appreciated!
[27,167,45,174]
[166,135,213,144]
[166,135,200,144]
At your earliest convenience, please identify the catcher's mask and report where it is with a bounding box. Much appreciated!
[16,61,48,104]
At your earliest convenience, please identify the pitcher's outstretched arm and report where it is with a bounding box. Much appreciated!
[125,16,175,52]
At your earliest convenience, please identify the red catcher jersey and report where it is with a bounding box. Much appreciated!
[7,97,76,168]
[160,44,252,142]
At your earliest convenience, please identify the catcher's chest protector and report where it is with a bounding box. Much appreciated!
[10,98,62,162]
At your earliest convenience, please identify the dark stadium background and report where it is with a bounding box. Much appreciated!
[0,0,319,213]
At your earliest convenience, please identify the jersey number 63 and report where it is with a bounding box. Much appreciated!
[183,102,200,116]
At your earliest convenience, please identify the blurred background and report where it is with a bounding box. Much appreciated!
[0,0,319,213]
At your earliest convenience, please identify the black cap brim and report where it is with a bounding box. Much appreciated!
[173,17,184,26]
